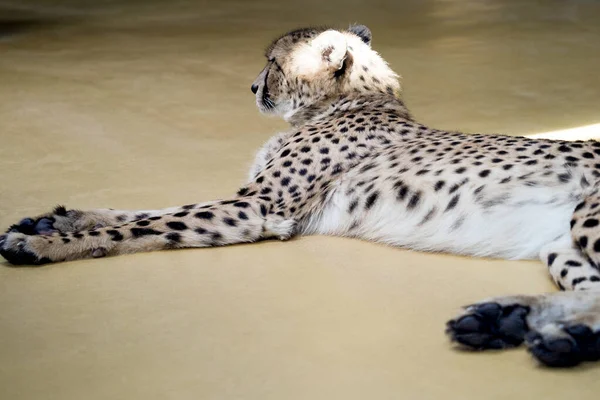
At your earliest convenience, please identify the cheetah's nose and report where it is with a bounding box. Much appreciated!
[251,84,259,94]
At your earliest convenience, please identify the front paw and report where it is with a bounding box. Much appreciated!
[0,233,52,265]
[5,205,71,236]
[7,216,57,236]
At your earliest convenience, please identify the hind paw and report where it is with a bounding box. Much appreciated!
[526,322,600,367]
[446,302,531,349]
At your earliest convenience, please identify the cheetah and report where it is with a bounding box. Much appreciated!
[3,24,600,368]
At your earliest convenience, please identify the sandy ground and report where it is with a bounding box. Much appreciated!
[1,1,600,399]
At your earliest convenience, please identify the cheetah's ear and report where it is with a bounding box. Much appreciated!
[348,24,372,46]
[310,30,348,71]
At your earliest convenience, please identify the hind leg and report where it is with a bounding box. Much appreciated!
[571,193,600,275]
[447,291,600,367]
[539,234,600,291]
[447,199,600,367]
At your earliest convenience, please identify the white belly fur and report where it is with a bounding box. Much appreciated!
[302,182,581,260]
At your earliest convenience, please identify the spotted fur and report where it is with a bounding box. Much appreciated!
[3,24,600,368]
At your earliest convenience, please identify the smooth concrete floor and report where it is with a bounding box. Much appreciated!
[2,1,600,399]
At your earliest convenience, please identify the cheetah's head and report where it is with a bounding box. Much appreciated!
[251,25,401,122]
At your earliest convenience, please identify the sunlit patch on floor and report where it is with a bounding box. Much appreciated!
[527,123,600,141]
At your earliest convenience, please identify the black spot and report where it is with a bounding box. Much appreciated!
[397,185,409,200]
[281,149,291,157]
[234,201,250,208]
[238,211,248,220]
[591,276,600,282]
[502,164,513,170]
[137,220,151,226]
[300,146,311,153]
[307,175,316,183]
[583,219,599,228]
[348,199,359,213]
[571,219,576,228]
[195,227,208,234]
[445,194,460,211]
[582,152,595,159]
[558,173,571,183]
[407,192,421,209]
[547,253,557,266]
[73,233,83,239]
[557,144,572,152]
[195,211,214,220]
[166,221,188,231]
[572,277,587,287]
[89,231,100,236]
[173,211,189,218]
[107,230,124,241]
[224,218,237,227]
[565,260,582,267]
[260,204,267,217]
[131,228,161,237]
[149,216,162,221]
[560,269,568,278]
[579,236,588,248]
[301,159,313,165]
[479,170,491,178]
[365,192,379,210]
[62,238,70,244]
[135,213,150,220]
[211,232,223,245]
[574,201,585,212]
[558,282,565,291]
[182,204,196,210]
[165,232,181,243]
[237,187,250,196]
[455,167,467,174]
[116,215,127,222]
[434,181,445,191]
[283,160,292,167]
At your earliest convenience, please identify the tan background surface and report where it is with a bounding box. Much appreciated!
[1,1,600,399]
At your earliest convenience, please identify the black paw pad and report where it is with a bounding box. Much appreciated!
[7,217,56,235]
[527,325,600,367]
[446,303,530,350]
[0,244,51,266]
[565,325,600,362]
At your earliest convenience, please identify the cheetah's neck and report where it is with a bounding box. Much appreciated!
[286,93,413,128]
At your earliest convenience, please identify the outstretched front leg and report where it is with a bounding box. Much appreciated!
[0,198,296,265]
